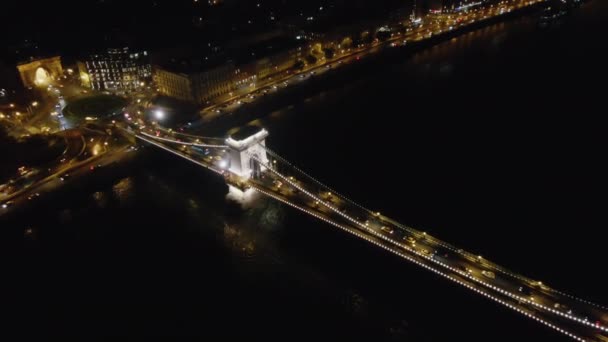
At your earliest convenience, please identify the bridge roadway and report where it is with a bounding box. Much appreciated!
[132,127,608,342]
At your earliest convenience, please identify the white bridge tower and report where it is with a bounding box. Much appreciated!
[225,127,270,180]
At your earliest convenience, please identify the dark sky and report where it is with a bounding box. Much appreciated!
[1,0,409,62]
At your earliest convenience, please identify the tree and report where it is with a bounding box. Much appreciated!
[361,31,374,45]
[376,30,391,42]
[323,48,335,59]
[305,54,318,66]
[292,60,305,70]
[311,43,323,56]
[341,37,353,49]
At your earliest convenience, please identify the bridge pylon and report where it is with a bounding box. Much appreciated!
[224,126,270,202]
[225,126,270,180]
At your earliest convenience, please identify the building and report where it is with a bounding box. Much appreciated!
[154,58,251,105]
[78,47,151,92]
[411,0,460,17]
[154,67,193,102]
[154,36,305,105]
[233,36,306,80]
[16,56,63,88]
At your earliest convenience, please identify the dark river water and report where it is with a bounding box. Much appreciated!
[3,2,608,340]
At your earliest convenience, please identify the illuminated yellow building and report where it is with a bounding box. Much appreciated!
[154,67,194,103]
[76,61,91,88]
[78,47,151,92]
[16,56,63,88]
[154,60,249,105]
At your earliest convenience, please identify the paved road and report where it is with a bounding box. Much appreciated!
[1,128,131,216]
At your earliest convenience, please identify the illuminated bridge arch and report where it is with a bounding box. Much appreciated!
[16,56,63,88]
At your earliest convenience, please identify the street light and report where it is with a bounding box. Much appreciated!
[155,110,165,120]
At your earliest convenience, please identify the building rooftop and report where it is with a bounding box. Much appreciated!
[233,36,303,64]
[158,54,233,75]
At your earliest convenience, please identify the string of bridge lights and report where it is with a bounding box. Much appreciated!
[258,144,608,318]
[141,131,228,149]
[134,134,224,175]
[137,130,608,327]
[251,185,588,342]
[250,153,608,335]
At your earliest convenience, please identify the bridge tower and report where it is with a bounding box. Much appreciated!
[225,126,270,179]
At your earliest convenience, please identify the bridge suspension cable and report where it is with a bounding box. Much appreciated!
[134,134,223,174]
[249,183,587,342]
[132,127,608,339]
[160,129,227,144]
[140,131,228,149]
[249,153,608,337]
[255,146,608,320]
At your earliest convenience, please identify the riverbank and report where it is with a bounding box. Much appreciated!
[194,0,550,136]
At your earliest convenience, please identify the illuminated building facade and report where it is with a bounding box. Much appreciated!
[78,47,151,92]
[154,59,256,105]
[16,56,63,88]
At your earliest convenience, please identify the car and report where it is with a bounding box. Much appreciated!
[518,286,532,296]
[404,236,416,244]
[59,173,70,181]
[554,303,572,314]
[481,270,495,279]
[380,226,394,234]
[458,265,473,274]
[27,193,40,200]
[431,250,446,260]
[1,201,14,209]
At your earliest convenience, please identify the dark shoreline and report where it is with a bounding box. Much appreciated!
[198,1,549,136]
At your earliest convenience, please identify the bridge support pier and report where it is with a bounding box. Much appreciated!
[225,127,269,180]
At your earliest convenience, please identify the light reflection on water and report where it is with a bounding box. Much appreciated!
[92,191,108,209]
[112,177,134,205]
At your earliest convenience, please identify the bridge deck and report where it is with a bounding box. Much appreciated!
[131,126,608,342]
